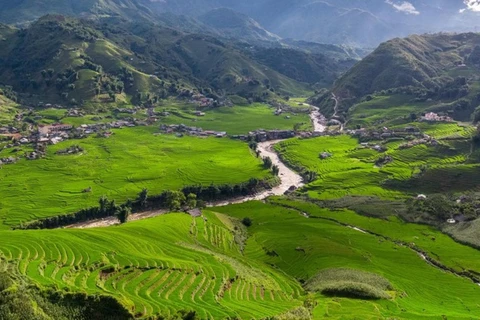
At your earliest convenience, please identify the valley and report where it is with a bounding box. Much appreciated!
[2,5,480,320]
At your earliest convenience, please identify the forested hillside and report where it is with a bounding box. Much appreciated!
[312,32,480,121]
[0,15,352,107]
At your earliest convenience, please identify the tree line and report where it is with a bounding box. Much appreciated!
[17,177,278,230]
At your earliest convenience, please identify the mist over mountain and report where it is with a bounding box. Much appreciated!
[1,0,480,47]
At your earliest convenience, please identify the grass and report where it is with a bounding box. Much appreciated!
[2,198,480,319]
[160,103,311,135]
[0,126,270,229]
[348,94,433,128]
[0,95,18,125]
[212,201,480,319]
[0,211,302,319]
[275,135,474,200]
[305,268,393,300]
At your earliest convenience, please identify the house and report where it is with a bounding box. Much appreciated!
[421,112,453,122]
[320,152,332,159]
[416,194,427,200]
[194,111,206,117]
[187,208,202,217]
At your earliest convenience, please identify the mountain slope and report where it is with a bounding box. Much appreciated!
[333,33,480,99]
[2,0,480,47]
[311,32,480,122]
[0,0,157,24]
[198,8,280,42]
[0,15,353,106]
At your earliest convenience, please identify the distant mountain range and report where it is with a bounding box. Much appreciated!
[1,0,480,47]
[0,15,353,107]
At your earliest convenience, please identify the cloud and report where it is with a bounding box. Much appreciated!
[460,0,480,13]
[385,0,420,15]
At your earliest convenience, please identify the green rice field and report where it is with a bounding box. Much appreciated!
[275,134,473,200]
[2,201,479,319]
[160,103,311,134]
[0,126,269,229]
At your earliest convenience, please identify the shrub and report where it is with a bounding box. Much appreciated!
[242,217,253,227]
[304,268,393,300]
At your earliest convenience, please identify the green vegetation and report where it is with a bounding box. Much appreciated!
[0,15,346,108]
[305,268,393,300]
[0,261,131,320]
[0,210,303,319]
[160,103,311,134]
[0,126,270,229]
[213,201,480,319]
[275,133,477,200]
[2,201,480,319]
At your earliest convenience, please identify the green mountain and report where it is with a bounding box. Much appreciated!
[314,32,480,121]
[0,0,157,25]
[0,15,352,107]
[198,8,280,42]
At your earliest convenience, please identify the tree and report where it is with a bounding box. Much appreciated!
[116,205,131,224]
[242,217,252,227]
[186,193,197,209]
[248,141,258,152]
[138,188,148,208]
[272,165,280,176]
[303,170,318,183]
[99,196,108,214]
[263,157,273,169]
[165,191,186,211]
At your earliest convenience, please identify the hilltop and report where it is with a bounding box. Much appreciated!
[198,8,280,43]
[312,32,480,122]
[2,0,480,48]
[0,15,353,107]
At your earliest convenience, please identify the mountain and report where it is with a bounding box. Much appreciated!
[333,33,480,99]
[313,32,480,121]
[2,0,480,47]
[0,15,352,107]
[0,0,157,24]
[198,8,280,42]
[146,0,480,47]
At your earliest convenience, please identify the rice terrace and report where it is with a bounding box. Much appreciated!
[2,2,480,320]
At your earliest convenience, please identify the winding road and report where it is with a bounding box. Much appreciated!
[330,93,344,131]
[68,106,326,228]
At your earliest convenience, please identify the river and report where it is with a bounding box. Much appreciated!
[68,106,326,228]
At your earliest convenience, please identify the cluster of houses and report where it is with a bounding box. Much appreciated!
[0,156,17,165]
[359,142,388,152]
[66,109,85,117]
[421,112,453,122]
[247,129,295,142]
[398,137,439,149]
[190,94,215,107]
[349,126,425,140]
[0,126,20,135]
[160,124,227,138]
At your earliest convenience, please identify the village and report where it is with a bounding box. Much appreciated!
[0,101,454,167]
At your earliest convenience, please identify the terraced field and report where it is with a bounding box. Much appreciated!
[0,126,270,229]
[160,103,311,135]
[0,95,18,125]
[0,211,302,319]
[212,201,480,319]
[3,201,480,319]
[275,134,475,200]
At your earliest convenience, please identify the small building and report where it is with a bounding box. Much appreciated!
[416,194,427,200]
[187,208,202,217]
